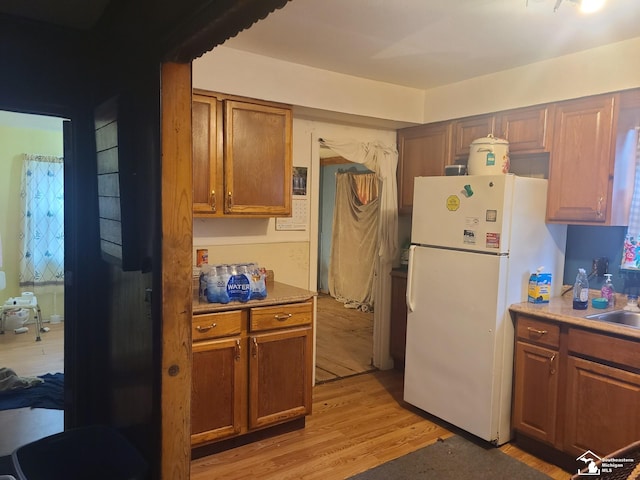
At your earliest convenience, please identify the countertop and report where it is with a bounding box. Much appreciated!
[193,280,317,315]
[509,290,640,340]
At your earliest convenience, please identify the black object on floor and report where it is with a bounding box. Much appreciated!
[347,435,553,480]
[11,425,148,480]
[0,454,17,477]
[0,373,63,411]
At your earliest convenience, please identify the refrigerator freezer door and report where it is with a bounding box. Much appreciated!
[404,245,512,444]
[411,174,515,254]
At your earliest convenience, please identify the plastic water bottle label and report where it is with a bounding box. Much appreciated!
[579,288,589,302]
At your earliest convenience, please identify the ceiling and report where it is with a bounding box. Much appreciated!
[1,0,640,90]
[221,0,640,90]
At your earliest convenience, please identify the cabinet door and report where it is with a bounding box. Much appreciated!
[564,356,640,458]
[546,95,617,223]
[191,337,244,445]
[192,94,223,215]
[224,100,292,216]
[249,327,312,429]
[496,105,552,154]
[397,122,452,214]
[389,272,407,369]
[512,341,559,446]
[452,114,495,158]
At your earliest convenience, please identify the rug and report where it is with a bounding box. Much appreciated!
[0,373,63,411]
[348,435,552,480]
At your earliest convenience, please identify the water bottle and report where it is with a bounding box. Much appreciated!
[573,268,589,310]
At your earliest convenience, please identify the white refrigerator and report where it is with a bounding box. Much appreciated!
[404,174,566,445]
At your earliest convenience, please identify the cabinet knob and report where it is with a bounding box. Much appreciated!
[526,326,548,336]
[235,339,241,361]
[227,191,233,209]
[210,190,216,213]
[549,353,556,375]
[251,337,258,358]
[274,313,293,321]
[596,195,604,218]
[196,323,217,333]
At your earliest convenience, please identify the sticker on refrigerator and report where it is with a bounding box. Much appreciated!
[446,195,460,211]
[463,230,476,244]
[465,217,479,228]
[486,233,500,249]
[486,210,497,222]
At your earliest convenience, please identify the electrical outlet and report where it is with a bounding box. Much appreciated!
[592,257,609,277]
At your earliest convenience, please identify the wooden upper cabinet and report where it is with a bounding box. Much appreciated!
[192,91,292,217]
[452,114,495,158]
[225,100,292,216]
[192,94,222,215]
[546,94,617,224]
[496,105,553,154]
[397,121,452,214]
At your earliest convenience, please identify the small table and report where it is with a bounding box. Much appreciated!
[0,296,44,341]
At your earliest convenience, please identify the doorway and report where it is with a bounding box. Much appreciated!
[0,110,65,455]
[315,149,375,383]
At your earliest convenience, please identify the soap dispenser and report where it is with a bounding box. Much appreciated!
[600,274,615,308]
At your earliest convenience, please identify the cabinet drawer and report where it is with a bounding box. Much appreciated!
[516,316,560,349]
[568,328,640,370]
[250,301,313,332]
[192,310,243,342]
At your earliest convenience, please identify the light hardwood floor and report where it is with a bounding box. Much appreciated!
[315,293,375,383]
[191,369,571,479]
[0,321,64,456]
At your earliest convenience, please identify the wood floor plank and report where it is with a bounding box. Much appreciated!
[315,294,374,383]
[191,370,571,480]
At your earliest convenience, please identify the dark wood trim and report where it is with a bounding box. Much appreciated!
[160,62,193,480]
[320,156,352,166]
[162,0,291,62]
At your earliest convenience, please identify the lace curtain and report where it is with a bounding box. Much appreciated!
[621,129,640,270]
[19,154,65,287]
[328,172,379,311]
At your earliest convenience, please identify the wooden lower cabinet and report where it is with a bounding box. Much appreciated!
[249,327,313,429]
[389,270,408,369]
[512,313,640,463]
[191,337,244,445]
[191,301,314,448]
[564,356,640,458]
[512,341,559,445]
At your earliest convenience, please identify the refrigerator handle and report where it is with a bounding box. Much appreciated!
[406,245,416,312]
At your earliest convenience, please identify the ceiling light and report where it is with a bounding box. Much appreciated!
[552,0,606,13]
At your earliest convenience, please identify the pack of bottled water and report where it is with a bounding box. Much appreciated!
[200,262,268,304]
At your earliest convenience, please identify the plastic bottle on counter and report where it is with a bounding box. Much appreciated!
[572,268,589,310]
[600,273,615,308]
[227,264,251,303]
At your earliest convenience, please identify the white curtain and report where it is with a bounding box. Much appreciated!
[328,171,379,311]
[19,154,65,288]
[318,138,398,369]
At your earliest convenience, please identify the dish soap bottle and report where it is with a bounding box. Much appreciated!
[600,273,615,308]
[573,268,589,310]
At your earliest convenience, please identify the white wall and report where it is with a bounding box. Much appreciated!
[192,115,397,290]
[193,46,425,125]
[422,37,640,122]
[192,36,640,290]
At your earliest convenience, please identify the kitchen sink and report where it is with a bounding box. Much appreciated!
[585,310,640,329]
